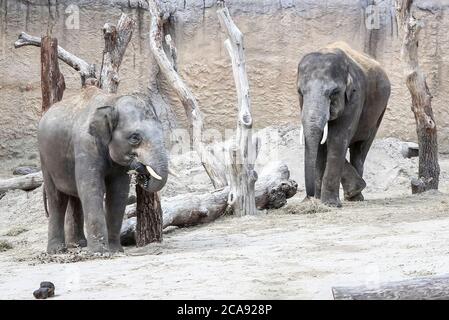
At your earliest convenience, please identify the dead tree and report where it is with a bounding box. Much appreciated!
[218,7,259,216]
[40,36,65,113]
[395,0,440,194]
[99,15,135,93]
[148,0,228,189]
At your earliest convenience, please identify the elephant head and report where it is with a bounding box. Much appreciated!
[89,95,168,192]
[297,50,355,197]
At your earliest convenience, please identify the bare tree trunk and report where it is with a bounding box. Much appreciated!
[218,6,258,216]
[396,0,440,194]
[99,14,135,93]
[148,0,228,189]
[40,36,65,113]
[135,186,163,245]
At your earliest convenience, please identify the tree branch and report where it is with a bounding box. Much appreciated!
[15,32,96,86]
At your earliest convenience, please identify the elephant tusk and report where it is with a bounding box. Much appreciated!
[299,125,304,145]
[321,123,328,145]
[168,167,180,178]
[146,165,162,181]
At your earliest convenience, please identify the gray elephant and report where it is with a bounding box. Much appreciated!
[38,86,168,254]
[297,42,391,207]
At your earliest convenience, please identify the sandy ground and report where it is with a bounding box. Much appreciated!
[1,128,449,299]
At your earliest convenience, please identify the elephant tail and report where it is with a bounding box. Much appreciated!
[43,185,49,218]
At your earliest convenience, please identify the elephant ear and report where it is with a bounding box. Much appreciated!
[88,105,119,142]
[345,72,355,102]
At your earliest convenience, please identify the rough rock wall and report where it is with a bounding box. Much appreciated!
[0,0,448,172]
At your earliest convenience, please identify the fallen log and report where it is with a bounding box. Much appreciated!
[120,161,298,245]
[0,172,43,193]
[332,274,449,300]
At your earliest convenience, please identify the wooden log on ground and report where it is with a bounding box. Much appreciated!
[332,274,449,300]
[15,32,96,86]
[148,0,228,189]
[0,172,43,193]
[218,6,259,216]
[396,0,440,194]
[120,161,298,245]
[40,36,66,113]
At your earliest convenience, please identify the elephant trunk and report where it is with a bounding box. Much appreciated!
[132,145,168,192]
[304,126,322,197]
[302,97,330,198]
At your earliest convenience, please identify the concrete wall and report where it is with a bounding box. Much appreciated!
[0,0,448,172]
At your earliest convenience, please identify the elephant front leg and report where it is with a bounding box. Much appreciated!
[321,132,349,207]
[105,173,130,253]
[315,144,327,199]
[77,174,109,254]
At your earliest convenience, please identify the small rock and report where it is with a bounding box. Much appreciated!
[401,142,419,158]
[13,166,40,175]
[33,282,55,299]
[40,282,55,296]
[33,288,50,299]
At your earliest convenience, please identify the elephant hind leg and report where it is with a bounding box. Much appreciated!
[341,160,366,202]
[65,196,87,248]
[44,171,69,254]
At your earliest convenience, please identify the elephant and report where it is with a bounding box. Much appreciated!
[38,86,168,254]
[297,42,391,207]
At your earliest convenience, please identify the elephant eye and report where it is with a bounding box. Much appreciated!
[129,133,142,145]
[329,88,340,99]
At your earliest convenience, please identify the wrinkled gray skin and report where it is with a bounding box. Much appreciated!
[38,87,168,254]
[297,42,391,207]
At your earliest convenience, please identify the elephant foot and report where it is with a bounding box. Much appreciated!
[66,238,87,249]
[302,195,312,203]
[47,241,67,254]
[345,192,364,202]
[87,240,109,254]
[109,241,124,253]
[321,196,342,208]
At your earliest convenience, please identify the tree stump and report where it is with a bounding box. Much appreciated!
[40,36,65,113]
[135,185,163,246]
